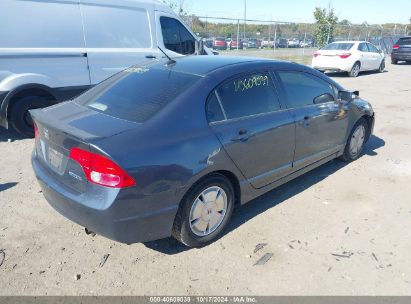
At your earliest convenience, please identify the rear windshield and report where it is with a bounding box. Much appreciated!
[398,37,411,45]
[76,67,200,123]
[322,43,354,51]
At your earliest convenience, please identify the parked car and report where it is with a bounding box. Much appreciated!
[213,37,228,50]
[204,38,214,49]
[226,38,232,49]
[31,56,375,247]
[230,39,244,50]
[300,40,312,48]
[312,41,385,77]
[287,39,300,48]
[276,38,288,48]
[247,38,261,49]
[391,36,411,64]
[0,0,213,137]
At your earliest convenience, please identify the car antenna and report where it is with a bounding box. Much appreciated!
[158,46,176,66]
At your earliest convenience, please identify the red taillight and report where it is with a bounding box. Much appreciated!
[69,147,135,188]
[338,53,352,59]
[33,122,39,140]
[392,44,400,50]
[313,52,320,57]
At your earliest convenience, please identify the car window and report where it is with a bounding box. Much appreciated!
[76,67,200,123]
[215,72,281,120]
[160,17,195,55]
[82,4,151,48]
[322,43,354,51]
[367,43,379,53]
[358,43,369,52]
[277,71,335,108]
[206,93,226,123]
[398,37,411,45]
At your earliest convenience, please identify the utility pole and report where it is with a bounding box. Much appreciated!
[243,0,246,41]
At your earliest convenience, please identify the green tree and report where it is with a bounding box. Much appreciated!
[313,6,338,48]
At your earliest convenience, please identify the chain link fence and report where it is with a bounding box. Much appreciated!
[182,15,409,64]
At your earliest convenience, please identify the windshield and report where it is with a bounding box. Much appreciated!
[322,43,354,51]
[75,67,200,123]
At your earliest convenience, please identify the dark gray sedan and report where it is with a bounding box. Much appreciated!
[31,56,375,247]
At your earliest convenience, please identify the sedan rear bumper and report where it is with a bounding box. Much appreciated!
[391,52,411,61]
[32,153,178,244]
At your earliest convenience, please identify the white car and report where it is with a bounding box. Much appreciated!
[312,41,385,77]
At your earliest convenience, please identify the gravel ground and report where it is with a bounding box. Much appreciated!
[0,60,410,296]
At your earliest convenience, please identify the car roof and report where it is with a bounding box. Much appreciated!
[151,56,276,76]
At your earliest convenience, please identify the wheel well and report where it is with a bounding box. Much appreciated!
[361,115,373,141]
[7,88,56,115]
[214,170,241,206]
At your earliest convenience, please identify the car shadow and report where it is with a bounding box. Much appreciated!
[143,135,385,255]
[0,128,25,143]
[0,182,18,192]
[326,70,384,78]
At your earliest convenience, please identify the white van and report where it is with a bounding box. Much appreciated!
[0,0,211,136]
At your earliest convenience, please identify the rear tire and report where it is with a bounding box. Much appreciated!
[340,118,368,162]
[172,174,234,248]
[349,62,361,77]
[10,96,53,137]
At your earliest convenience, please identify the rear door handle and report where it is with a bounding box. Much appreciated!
[231,129,249,142]
[299,116,311,126]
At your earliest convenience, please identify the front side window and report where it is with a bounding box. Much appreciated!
[214,72,281,120]
[160,17,195,55]
[367,43,379,53]
[277,71,335,108]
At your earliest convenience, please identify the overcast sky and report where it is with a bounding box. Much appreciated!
[185,0,411,24]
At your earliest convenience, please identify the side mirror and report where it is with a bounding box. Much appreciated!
[338,90,359,102]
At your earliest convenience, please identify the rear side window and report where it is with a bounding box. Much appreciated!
[214,72,281,120]
[322,43,354,51]
[160,17,196,55]
[277,71,335,108]
[82,4,151,48]
[77,67,199,123]
[398,37,411,45]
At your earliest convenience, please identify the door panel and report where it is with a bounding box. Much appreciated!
[207,72,295,189]
[80,0,157,84]
[290,102,349,169]
[276,70,349,169]
[210,111,295,188]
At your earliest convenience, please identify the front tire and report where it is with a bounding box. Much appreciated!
[340,118,368,162]
[172,174,235,248]
[391,59,398,64]
[10,96,53,137]
[378,60,385,73]
[349,62,361,77]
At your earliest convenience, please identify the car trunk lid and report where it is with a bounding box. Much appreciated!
[31,101,137,193]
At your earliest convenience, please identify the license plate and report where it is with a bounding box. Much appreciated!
[48,147,64,171]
